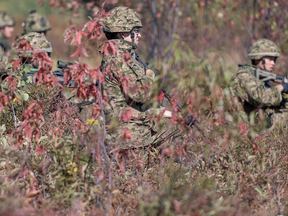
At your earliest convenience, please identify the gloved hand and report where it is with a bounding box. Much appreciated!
[145,62,160,77]
[282,83,288,93]
[146,69,155,78]
[185,113,195,126]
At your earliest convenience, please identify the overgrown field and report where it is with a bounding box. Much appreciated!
[1,39,288,215]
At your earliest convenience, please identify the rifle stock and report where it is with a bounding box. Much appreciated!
[255,68,288,83]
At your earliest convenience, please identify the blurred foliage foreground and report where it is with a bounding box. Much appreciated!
[1,42,288,216]
[1,16,288,216]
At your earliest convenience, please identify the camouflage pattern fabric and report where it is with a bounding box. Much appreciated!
[0,60,7,81]
[229,64,283,123]
[101,39,180,149]
[4,62,37,79]
[0,32,11,58]
[248,38,280,60]
[268,111,288,130]
[104,6,142,33]
[23,10,51,34]
[0,12,15,28]
[12,32,52,58]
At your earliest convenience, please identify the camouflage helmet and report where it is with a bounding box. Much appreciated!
[22,10,51,34]
[248,38,280,60]
[12,32,52,58]
[0,12,15,28]
[104,6,142,33]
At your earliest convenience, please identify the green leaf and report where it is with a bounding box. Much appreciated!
[38,136,48,143]
[22,93,29,101]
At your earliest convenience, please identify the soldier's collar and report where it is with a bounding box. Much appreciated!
[111,39,138,50]
[238,63,255,68]
[121,39,138,49]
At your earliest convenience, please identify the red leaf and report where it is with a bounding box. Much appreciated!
[119,161,125,172]
[36,145,44,156]
[76,30,82,45]
[122,128,132,142]
[87,21,96,32]
[81,31,88,37]
[71,47,81,57]
[120,108,134,122]
[107,41,116,56]
[25,125,32,140]
[121,75,130,93]
[189,105,194,114]
[101,43,109,56]
[12,58,22,71]
[240,124,246,135]
[252,143,258,151]
[159,91,164,103]
[124,51,131,61]
[5,76,17,90]
[82,47,89,57]
[56,110,61,120]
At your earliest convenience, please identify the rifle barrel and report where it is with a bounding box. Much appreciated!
[57,60,69,69]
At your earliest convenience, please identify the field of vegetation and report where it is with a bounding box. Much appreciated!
[1,0,288,215]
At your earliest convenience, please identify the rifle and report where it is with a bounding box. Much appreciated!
[55,60,99,88]
[54,60,75,88]
[161,87,207,138]
[254,67,288,112]
[55,60,100,107]
[255,67,288,83]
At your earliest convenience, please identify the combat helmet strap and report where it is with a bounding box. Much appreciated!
[262,57,266,70]
[130,28,135,45]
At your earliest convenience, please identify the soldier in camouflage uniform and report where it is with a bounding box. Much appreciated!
[101,7,184,150]
[229,38,288,127]
[22,10,51,36]
[9,32,52,80]
[0,12,15,58]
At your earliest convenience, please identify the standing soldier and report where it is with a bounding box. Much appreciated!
[229,38,288,128]
[101,7,191,150]
[0,12,15,58]
[22,10,51,36]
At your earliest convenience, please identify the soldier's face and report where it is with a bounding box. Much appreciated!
[120,28,141,45]
[3,26,14,39]
[258,56,277,71]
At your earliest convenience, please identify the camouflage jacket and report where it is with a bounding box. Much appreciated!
[3,63,37,81]
[0,32,11,58]
[101,39,159,125]
[229,64,282,116]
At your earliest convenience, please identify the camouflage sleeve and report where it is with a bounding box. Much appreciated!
[236,71,282,107]
[110,56,154,103]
